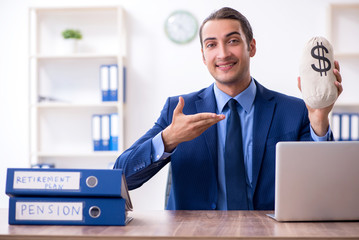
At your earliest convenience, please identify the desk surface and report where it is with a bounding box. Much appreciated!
[1,208,359,239]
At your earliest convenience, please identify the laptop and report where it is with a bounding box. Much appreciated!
[269,141,359,222]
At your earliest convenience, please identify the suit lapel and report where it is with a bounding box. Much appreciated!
[196,84,218,170]
[252,81,276,193]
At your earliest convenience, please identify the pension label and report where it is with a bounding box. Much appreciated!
[15,201,83,221]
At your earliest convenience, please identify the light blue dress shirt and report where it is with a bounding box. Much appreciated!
[214,80,256,210]
[151,78,331,209]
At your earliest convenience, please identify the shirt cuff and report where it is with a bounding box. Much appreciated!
[310,125,332,141]
[151,131,175,162]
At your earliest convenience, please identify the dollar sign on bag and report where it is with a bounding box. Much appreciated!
[311,41,331,77]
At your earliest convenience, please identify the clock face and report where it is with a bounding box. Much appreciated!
[165,10,198,44]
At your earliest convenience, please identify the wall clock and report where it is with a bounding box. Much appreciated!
[164,10,198,44]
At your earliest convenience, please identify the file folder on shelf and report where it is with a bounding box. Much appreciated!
[100,65,110,102]
[92,114,101,151]
[109,64,118,101]
[6,168,132,205]
[101,115,110,151]
[123,66,127,103]
[110,113,119,151]
[352,114,359,140]
[9,196,132,226]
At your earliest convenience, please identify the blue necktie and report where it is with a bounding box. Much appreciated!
[225,99,249,210]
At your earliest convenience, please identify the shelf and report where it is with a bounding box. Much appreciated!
[329,3,359,9]
[333,104,359,113]
[334,53,359,59]
[30,53,119,60]
[34,152,120,158]
[33,102,120,109]
[31,6,121,12]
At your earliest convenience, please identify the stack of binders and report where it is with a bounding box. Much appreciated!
[332,112,359,141]
[100,64,118,102]
[100,65,126,103]
[6,168,132,226]
[92,113,118,151]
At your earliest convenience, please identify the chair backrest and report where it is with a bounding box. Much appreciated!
[164,163,172,209]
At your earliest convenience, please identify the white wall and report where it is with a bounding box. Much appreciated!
[1,0,358,210]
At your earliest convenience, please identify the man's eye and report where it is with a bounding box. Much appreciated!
[229,39,239,44]
[206,43,215,48]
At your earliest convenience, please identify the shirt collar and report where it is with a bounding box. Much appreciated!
[213,78,256,113]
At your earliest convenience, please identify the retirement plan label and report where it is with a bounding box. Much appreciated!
[13,171,81,190]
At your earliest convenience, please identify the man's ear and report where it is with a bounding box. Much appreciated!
[201,48,207,65]
[249,38,256,57]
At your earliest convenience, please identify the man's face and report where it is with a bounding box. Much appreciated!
[201,19,256,87]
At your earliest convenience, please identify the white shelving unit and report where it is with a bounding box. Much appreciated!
[328,3,359,105]
[28,6,126,169]
[328,3,359,140]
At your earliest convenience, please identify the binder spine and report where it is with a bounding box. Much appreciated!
[101,115,110,151]
[109,64,118,102]
[332,113,340,141]
[339,113,343,141]
[110,113,119,151]
[9,197,126,226]
[351,114,359,140]
[100,65,110,102]
[92,114,101,151]
[123,66,127,103]
[6,168,123,197]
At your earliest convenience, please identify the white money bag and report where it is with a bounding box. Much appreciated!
[299,36,338,109]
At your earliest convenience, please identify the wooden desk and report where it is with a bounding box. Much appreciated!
[1,208,359,239]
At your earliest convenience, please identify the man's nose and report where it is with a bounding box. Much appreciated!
[217,43,230,59]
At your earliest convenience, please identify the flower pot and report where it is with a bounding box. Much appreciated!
[61,39,79,54]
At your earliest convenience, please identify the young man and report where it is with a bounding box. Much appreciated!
[114,7,342,210]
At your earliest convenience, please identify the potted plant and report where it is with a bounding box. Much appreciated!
[61,29,82,53]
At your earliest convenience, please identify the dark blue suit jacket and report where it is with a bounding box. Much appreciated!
[114,80,312,210]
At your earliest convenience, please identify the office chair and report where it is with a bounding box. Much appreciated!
[164,163,172,209]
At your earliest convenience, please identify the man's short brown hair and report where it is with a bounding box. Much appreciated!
[199,7,253,49]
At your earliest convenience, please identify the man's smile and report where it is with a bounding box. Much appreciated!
[216,62,237,71]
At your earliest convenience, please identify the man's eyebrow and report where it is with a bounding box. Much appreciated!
[203,31,241,43]
[203,37,216,43]
[226,31,241,38]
